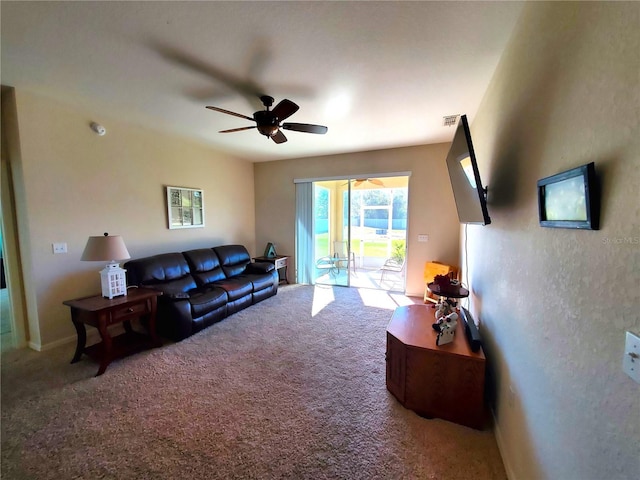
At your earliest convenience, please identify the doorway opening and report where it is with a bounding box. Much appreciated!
[312,175,409,292]
[1,86,27,353]
[0,230,12,351]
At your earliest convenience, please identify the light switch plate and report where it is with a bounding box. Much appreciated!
[52,242,67,254]
[622,331,640,383]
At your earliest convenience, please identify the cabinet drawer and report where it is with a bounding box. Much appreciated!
[111,302,149,322]
[274,257,287,269]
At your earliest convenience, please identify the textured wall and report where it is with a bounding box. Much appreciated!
[9,91,255,349]
[468,3,640,479]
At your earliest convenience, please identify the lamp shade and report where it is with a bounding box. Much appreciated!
[81,233,130,262]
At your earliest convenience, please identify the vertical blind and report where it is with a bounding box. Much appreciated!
[295,182,314,284]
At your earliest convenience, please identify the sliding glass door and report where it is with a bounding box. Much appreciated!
[296,173,410,292]
[314,180,351,287]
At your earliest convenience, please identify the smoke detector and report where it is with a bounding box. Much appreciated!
[442,115,459,127]
[90,122,106,136]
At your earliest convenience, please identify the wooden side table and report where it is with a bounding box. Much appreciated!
[253,255,290,284]
[386,304,486,429]
[63,288,162,376]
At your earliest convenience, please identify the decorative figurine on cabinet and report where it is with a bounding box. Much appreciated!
[434,312,459,346]
[264,243,277,258]
[434,300,453,322]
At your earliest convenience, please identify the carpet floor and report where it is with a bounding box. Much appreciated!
[1,284,507,479]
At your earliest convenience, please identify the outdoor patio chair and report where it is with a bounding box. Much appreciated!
[316,255,340,276]
[380,257,406,282]
[333,241,356,272]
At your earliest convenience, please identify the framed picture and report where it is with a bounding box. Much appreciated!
[166,186,204,229]
[537,162,599,230]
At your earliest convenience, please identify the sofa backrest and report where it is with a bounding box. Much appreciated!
[213,245,251,278]
[125,252,196,293]
[182,248,226,286]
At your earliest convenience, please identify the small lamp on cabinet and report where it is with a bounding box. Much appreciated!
[81,233,131,299]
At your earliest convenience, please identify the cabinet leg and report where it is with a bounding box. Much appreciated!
[123,320,133,334]
[96,361,109,376]
[71,316,86,364]
[144,314,161,348]
[96,316,112,376]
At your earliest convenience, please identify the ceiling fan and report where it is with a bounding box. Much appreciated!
[351,178,385,187]
[206,95,328,144]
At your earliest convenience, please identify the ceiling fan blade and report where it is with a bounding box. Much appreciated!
[282,123,328,134]
[272,99,299,121]
[188,86,236,102]
[155,43,265,109]
[271,130,288,144]
[206,106,254,122]
[354,180,364,187]
[370,179,384,186]
[219,126,257,133]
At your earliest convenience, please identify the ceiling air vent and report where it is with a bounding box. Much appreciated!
[443,115,459,127]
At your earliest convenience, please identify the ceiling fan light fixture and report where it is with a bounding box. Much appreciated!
[206,96,327,144]
[257,125,280,137]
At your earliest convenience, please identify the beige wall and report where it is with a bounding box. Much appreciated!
[468,2,639,479]
[8,90,256,349]
[254,144,460,296]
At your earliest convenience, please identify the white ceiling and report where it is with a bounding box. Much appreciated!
[1,1,524,162]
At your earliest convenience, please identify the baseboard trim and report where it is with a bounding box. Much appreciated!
[30,330,102,352]
[492,409,516,480]
[27,340,43,351]
[405,290,423,298]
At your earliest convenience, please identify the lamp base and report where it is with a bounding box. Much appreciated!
[100,262,128,299]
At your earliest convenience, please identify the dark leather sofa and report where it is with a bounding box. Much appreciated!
[124,245,278,341]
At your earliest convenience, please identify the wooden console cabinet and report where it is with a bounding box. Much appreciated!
[386,304,486,429]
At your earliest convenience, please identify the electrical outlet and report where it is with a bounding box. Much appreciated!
[418,234,429,242]
[623,331,640,384]
[52,242,67,254]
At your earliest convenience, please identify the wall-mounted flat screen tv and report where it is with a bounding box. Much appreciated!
[445,115,491,225]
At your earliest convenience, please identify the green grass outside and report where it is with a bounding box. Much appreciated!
[315,233,405,259]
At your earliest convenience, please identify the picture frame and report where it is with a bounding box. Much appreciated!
[537,162,599,230]
[166,186,204,229]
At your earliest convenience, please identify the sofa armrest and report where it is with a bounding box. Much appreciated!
[245,262,275,274]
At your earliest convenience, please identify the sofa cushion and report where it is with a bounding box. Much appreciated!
[152,275,198,297]
[213,277,253,301]
[183,248,226,286]
[189,287,228,318]
[226,295,253,315]
[213,245,251,278]
[242,273,276,291]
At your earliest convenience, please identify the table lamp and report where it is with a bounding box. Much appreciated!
[81,233,131,299]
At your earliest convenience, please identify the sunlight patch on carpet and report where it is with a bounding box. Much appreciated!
[311,284,335,316]
[388,292,417,307]
[357,287,403,310]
